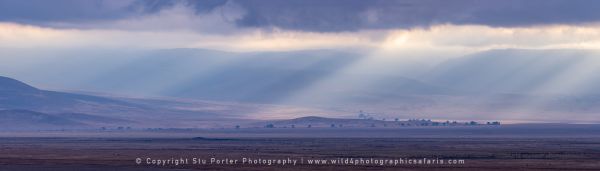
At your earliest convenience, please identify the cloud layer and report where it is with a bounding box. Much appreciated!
[2,0,600,32]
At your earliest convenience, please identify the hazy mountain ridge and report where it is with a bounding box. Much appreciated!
[49,49,366,103]
[0,76,150,115]
[0,75,222,129]
[424,49,600,95]
[0,75,343,130]
[0,76,38,92]
[0,109,139,130]
[2,48,600,124]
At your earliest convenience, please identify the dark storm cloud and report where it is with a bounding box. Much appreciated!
[233,0,600,32]
[0,0,137,23]
[1,0,600,32]
[0,0,224,26]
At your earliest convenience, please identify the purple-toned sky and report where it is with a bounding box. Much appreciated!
[1,0,600,51]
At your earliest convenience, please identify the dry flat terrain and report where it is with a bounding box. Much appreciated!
[0,125,599,171]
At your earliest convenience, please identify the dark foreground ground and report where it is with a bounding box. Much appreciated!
[0,125,599,171]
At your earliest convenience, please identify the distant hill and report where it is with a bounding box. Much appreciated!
[0,76,38,92]
[3,48,600,123]
[0,75,339,130]
[0,109,135,130]
[424,49,600,95]
[0,76,143,113]
[0,75,221,129]
[0,109,86,130]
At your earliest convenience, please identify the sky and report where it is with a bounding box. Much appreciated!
[2,0,600,122]
[1,0,600,52]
